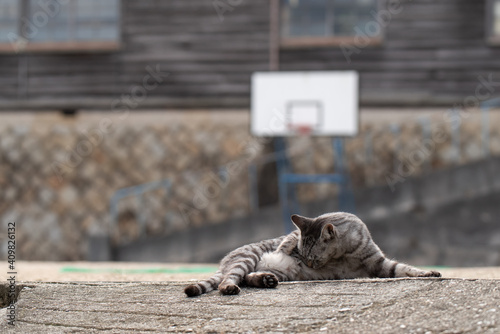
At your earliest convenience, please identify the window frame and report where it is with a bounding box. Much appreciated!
[0,0,121,54]
[278,0,384,49]
[486,0,500,45]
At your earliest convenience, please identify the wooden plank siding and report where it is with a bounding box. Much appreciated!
[0,0,270,110]
[280,0,500,106]
[0,0,499,110]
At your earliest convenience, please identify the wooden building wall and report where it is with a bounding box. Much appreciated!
[0,0,499,110]
[0,0,270,110]
[280,0,500,106]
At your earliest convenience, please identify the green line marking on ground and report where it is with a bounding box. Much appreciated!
[60,267,218,274]
[61,266,447,275]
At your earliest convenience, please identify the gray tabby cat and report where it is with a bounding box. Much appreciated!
[184,212,441,297]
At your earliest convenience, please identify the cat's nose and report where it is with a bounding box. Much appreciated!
[306,260,313,268]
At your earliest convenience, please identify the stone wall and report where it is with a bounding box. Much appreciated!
[0,111,259,260]
[284,109,500,203]
[1,109,499,261]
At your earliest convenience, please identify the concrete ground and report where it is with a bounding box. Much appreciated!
[1,262,499,333]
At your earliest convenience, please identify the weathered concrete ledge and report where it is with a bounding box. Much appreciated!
[1,278,499,333]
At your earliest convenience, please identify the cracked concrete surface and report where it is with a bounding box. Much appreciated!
[1,278,499,333]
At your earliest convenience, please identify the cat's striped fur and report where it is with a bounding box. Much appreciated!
[184,212,441,297]
[184,236,286,296]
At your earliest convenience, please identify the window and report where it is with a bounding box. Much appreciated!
[0,0,120,53]
[487,0,500,44]
[0,0,18,43]
[280,0,381,48]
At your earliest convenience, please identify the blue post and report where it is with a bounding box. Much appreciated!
[333,138,345,173]
[274,137,291,174]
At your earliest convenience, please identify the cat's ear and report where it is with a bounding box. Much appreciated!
[321,223,337,240]
[291,214,313,231]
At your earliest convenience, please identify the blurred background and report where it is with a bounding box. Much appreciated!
[0,0,499,268]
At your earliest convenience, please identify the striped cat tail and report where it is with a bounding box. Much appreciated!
[184,271,223,297]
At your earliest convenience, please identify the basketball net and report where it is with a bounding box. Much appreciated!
[288,124,314,137]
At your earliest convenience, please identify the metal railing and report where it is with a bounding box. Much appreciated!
[109,179,171,238]
[248,138,356,232]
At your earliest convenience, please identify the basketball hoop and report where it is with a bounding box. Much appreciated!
[251,71,359,137]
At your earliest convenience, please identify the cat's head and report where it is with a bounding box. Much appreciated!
[291,213,341,269]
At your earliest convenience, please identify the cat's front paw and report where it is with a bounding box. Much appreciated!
[262,273,278,288]
[418,270,441,278]
[219,284,241,295]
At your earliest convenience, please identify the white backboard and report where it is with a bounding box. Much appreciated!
[251,71,359,137]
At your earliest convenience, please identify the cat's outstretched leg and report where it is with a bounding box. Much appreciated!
[217,240,280,295]
[363,253,441,278]
[390,261,441,278]
[184,271,224,297]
